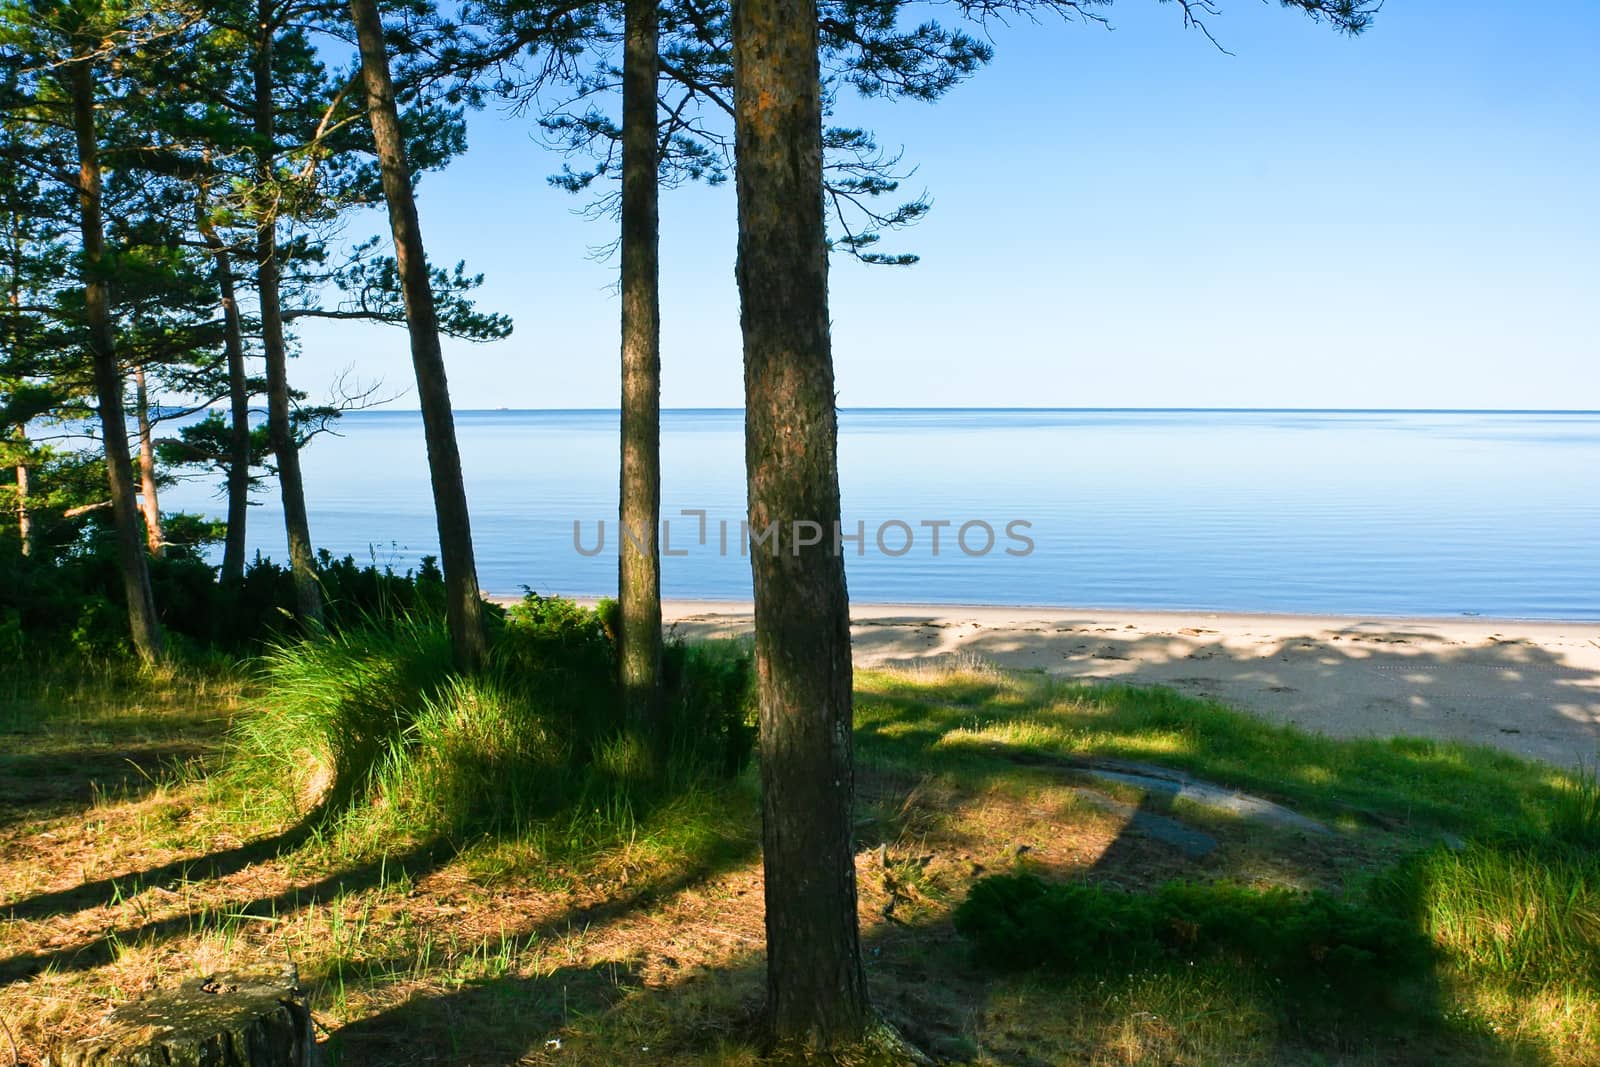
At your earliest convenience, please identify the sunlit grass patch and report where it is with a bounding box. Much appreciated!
[855,665,1586,843]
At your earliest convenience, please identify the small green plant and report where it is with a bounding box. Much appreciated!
[1549,765,1600,850]
[376,674,576,838]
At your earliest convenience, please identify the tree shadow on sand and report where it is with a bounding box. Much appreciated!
[823,614,1600,768]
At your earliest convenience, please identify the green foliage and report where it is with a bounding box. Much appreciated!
[0,541,456,661]
[954,873,1434,1000]
[498,591,615,681]
[229,596,754,850]
[387,675,577,837]
[1549,766,1600,851]
[1374,840,1600,990]
[236,613,456,821]
[322,239,513,341]
[155,411,272,492]
[663,638,756,778]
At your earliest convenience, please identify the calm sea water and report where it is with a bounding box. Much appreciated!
[162,409,1600,620]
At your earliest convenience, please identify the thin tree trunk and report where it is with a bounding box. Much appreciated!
[349,0,487,672]
[732,0,870,1047]
[618,0,663,742]
[199,209,252,585]
[13,431,30,558]
[253,0,322,626]
[7,267,27,558]
[133,363,164,557]
[68,57,163,663]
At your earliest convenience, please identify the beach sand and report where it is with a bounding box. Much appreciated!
[640,601,1600,768]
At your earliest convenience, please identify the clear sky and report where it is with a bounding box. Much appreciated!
[292,0,1599,411]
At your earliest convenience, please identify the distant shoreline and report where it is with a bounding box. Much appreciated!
[349,406,1600,416]
[486,595,1600,629]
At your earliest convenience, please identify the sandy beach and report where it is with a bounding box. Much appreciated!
[633,600,1600,768]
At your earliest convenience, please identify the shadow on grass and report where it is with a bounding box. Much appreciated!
[850,669,1581,844]
[1,819,320,924]
[841,617,1600,770]
[326,961,644,1066]
[0,838,452,983]
[5,659,1575,1063]
[313,868,1549,1067]
[0,742,211,831]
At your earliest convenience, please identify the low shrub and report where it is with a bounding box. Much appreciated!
[232,614,455,821]
[663,638,756,779]
[953,873,1434,997]
[230,595,754,849]
[0,540,465,661]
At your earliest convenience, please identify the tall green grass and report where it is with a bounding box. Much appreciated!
[232,614,456,823]
[1377,842,1600,989]
[228,598,753,854]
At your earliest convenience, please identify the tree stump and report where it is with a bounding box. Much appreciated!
[54,969,315,1067]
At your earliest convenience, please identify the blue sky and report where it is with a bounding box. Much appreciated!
[294,0,1599,410]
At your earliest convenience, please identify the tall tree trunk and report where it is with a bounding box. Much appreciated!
[253,0,322,625]
[349,0,487,672]
[7,264,27,558]
[68,57,163,663]
[13,430,30,558]
[198,209,252,585]
[732,0,869,1047]
[618,0,664,742]
[133,363,164,557]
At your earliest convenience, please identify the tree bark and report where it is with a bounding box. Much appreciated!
[253,0,322,626]
[198,208,253,585]
[6,247,26,558]
[57,969,314,1067]
[618,0,664,741]
[13,432,30,558]
[68,57,163,663]
[348,0,487,671]
[732,0,870,1048]
[133,363,164,557]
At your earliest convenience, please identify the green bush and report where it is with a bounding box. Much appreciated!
[0,539,467,662]
[377,674,577,838]
[953,873,1433,996]
[663,638,756,778]
[233,614,456,821]
[229,596,754,848]
[497,593,615,682]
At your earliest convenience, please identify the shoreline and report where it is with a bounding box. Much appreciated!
[488,594,1600,631]
[487,595,1600,767]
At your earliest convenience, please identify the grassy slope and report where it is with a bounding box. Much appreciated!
[1,659,1595,1065]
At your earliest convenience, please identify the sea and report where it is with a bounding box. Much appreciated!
[161,409,1600,621]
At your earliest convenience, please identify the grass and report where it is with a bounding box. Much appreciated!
[3,652,1598,1065]
[854,665,1584,842]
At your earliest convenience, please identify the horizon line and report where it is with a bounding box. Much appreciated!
[341,406,1600,416]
